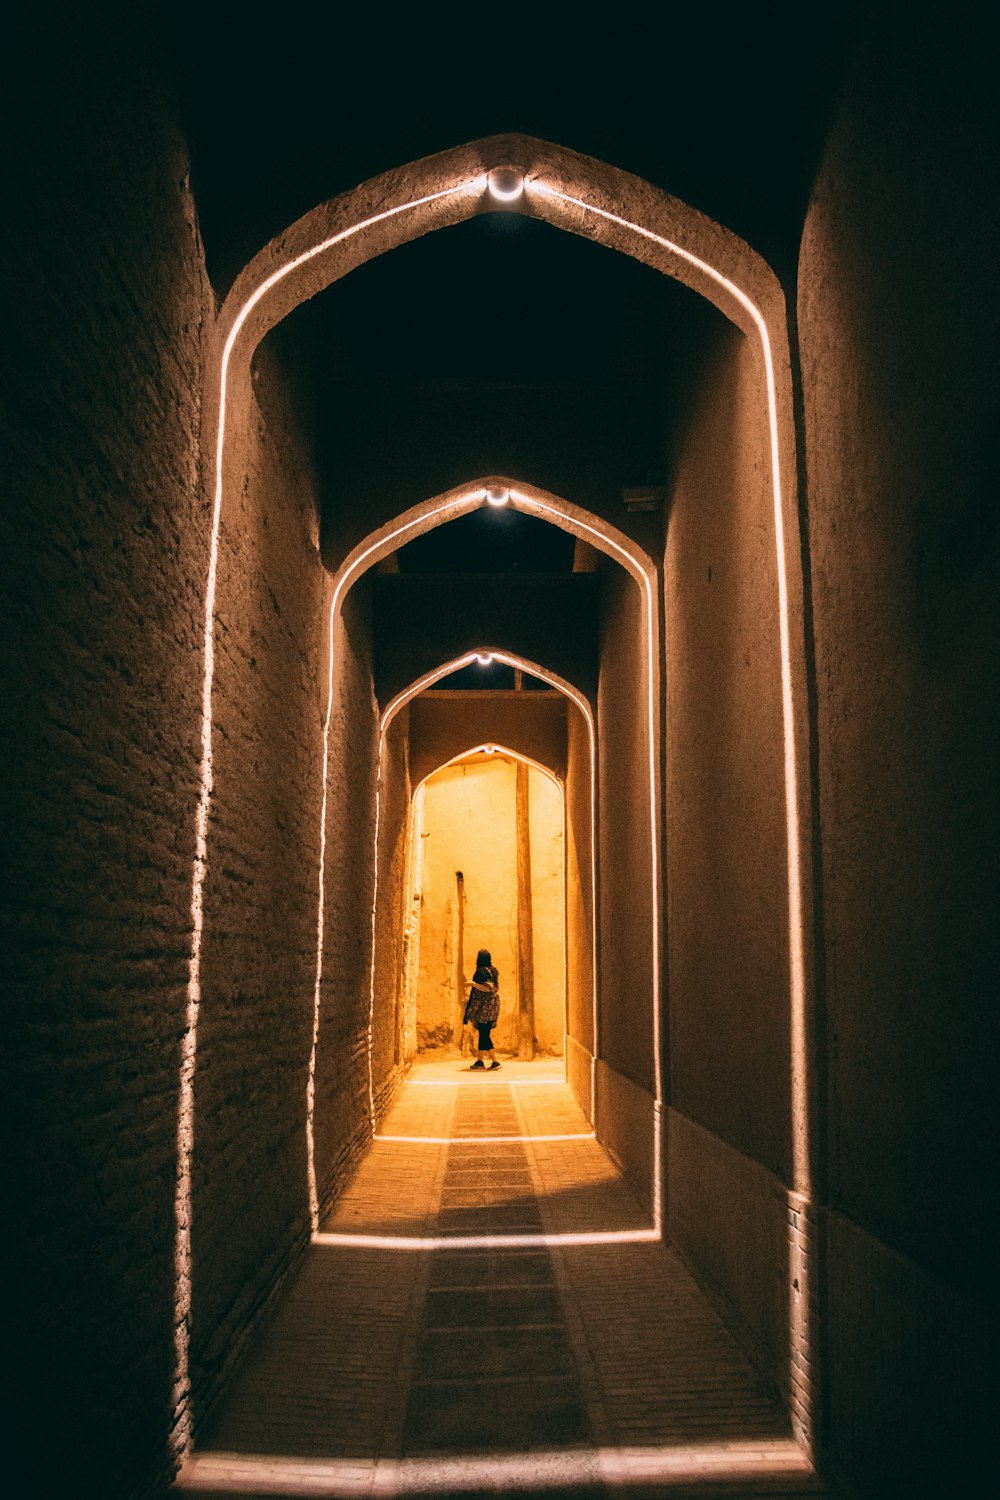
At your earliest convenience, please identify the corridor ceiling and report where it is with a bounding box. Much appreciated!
[157,10,859,577]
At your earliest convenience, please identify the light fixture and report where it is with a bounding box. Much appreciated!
[475,652,494,666]
[487,166,524,202]
[485,485,509,507]
[484,744,495,754]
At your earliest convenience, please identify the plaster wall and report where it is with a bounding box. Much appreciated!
[798,32,1000,1496]
[663,317,790,1179]
[660,312,791,1397]
[2,75,213,1498]
[414,757,565,1055]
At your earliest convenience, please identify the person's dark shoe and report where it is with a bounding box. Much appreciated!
[470,1060,485,1070]
[489,1061,502,1070]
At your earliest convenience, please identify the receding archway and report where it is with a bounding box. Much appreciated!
[175,135,816,1457]
[307,487,659,1241]
[404,745,566,1064]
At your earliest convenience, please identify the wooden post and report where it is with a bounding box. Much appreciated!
[515,759,535,1060]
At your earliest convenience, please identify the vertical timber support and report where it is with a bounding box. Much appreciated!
[515,760,535,1060]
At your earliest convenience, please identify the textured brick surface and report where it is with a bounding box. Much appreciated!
[311,577,387,1215]
[189,319,327,1414]
[2,69,213,1499]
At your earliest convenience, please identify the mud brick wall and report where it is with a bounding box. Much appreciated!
[311,577,384,1213]
[188,322,327,1423]
[2,72,213,1499]
[798,31,1000,1496]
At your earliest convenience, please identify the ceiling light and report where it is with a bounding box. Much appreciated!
[485,485,509,507]
[487,167,524,203]
[476,652,494,666]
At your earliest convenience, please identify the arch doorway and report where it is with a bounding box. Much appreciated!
[405,748,566,1063]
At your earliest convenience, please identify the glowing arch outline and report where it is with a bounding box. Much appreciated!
[353,644,600,1192]
[304,478,660,1244]
[175,136,814,1454]
[414,741,563,792]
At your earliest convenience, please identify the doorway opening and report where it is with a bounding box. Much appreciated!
[403,748,565,1064]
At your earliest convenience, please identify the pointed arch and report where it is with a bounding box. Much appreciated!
[413,742,563,795]
[334,645,599,1218]
[174,134,815,1456]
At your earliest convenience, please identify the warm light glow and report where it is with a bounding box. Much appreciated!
[409,1076,564,1087]
[487,166,524,202]
[314,1228,658,1251]
[374,1132,595,1144]
[475,651,494,665]
[485,483,510,506]
[378,641,599,1147]
[177,1439,814,1496]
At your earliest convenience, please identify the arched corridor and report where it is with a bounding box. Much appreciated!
[4,18,999,1500]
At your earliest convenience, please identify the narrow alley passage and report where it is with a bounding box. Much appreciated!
[177,1065,824,1498]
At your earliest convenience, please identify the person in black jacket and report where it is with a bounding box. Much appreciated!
[464,947,501,1070]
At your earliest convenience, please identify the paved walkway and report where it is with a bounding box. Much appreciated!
[175,1061,826,1498]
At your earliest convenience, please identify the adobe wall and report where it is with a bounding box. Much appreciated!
[188,319,328,1417]
[371,708,411,1106]
[311,578,384,1205]
[2,74,213,1498]
[662,316,792,1392]
[798,31,1000,1496]
[565,702,595,1115]
[594,560,656,1193]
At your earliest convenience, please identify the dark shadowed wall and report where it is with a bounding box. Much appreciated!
[798,30,1000,1498]
[2,73,212,1499]
[189,326,326,1419]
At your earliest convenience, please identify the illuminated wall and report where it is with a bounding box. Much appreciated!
[661,313,793,1404]
[412,755,565,1055]
[311,578,384,1197]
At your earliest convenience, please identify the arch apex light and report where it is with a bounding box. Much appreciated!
[487,165,525,202]
[475,651,495,666]
[485,485,510,507]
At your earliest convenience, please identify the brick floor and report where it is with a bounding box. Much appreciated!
[175,1060,828,1498]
